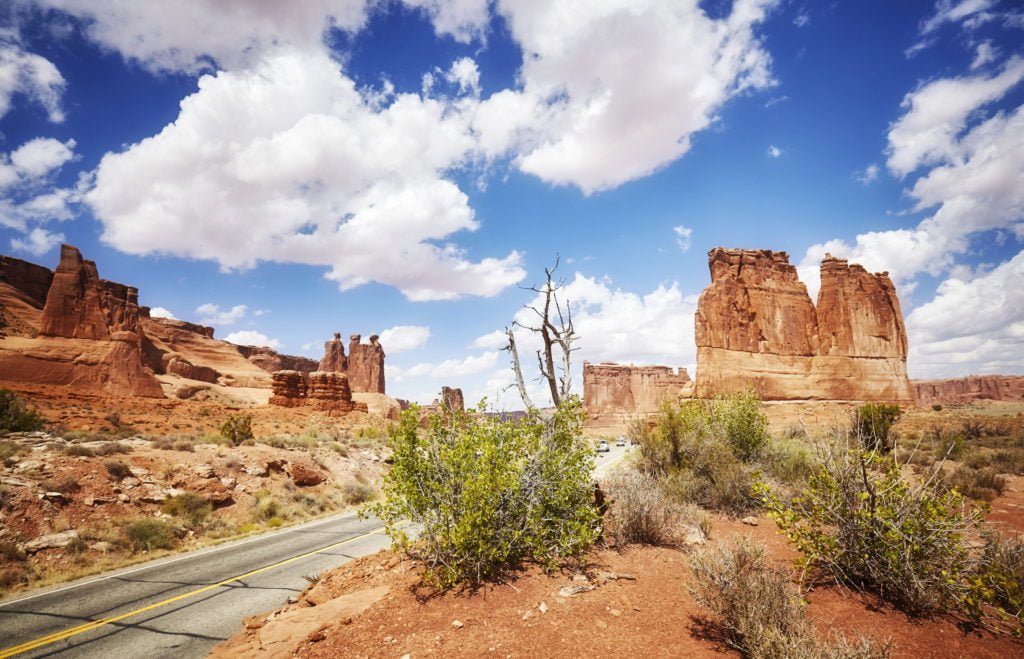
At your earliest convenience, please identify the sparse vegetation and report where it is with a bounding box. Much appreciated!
[371,398,599,588]
[0,389,45,433]
[689,539,891,658]
[604,469,709,546]
[855,403,902,452]
[126,518,177,551]
[103,459,132,480]
[340,479,375,505]
[62,444,95,457]
[220,413,254,446]
[161,492,212,527]
[94,441,132,456]
[944,465,1007,501]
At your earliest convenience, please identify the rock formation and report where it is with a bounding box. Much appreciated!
[163,354,220,384]
[0,254,53,307]
[319,333,347,372]
[237,345,317,374]
[440,386,464,412]
[347,334,385,394]
[694,248,913,401]
[913,375,1024,406]
[269,370,367,416]
[583,363,692,432]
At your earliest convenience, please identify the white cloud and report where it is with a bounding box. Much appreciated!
[920,0,995,35]
[392,350,500,382]
[86,49,525,302]
[223,330,282,350]
[907,250,1024,377]
[378,325,431,353]
[0,41,65,122]
[793,13,810,27]
[672,225,692,252]
[195,303,247,326]
[9,226,63,256]
[8,137,76,178]
[886,57,1024,177]
[446,56,480,94]
[148,306,176,320]
[471,329,508,350]
[766,144,783,158]
[401,0,491,44]
[481,0,778,193]
[36,0,371,74]
[970,41,998,69]
[855,163,880,184]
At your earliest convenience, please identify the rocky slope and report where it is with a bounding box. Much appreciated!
[695,248,913,401]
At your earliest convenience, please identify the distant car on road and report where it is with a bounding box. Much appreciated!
[615,437,626,447]
[595,439,610,453]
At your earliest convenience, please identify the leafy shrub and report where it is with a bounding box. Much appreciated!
[220,413,254,446]
[760,448,981,615]
[975,533,1024,633]
[103,460,132,480]
[604,469,709,546]
[764,438,818,487]
[370,398,599,588]
[715,390,770,462]
[161,492,212,526]
[689,539,891,659]
[126,518,176,551]
[855,403,902,452]
[965,448,1024,475]
[0,390,45,432]
[633,398,758,514]
[944,465,1006,501]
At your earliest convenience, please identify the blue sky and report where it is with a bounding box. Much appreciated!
[1,0,1022,406]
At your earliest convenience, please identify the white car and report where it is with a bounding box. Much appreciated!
[595,440,610,453]
[615,437,626,447]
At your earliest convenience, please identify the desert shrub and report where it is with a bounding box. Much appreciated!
[94,441,132,456]
[975,533,1024,632]
[253,490,281,521]
[0,390,45,433]
[44,476,81,494]
[161,492,212,526]
[760,448,982,615]
[944,465,1007,501]
[932,404,943,412]
[340,479,375,505]
[126,518,176,551]
[965,448,1024,475]
[355,425,384,440]
[0,439,21,463]
[220,413,253,446]
[604,469,710,546]
[764,438,818,487]
[634,399,758,514]
[370,398,599,589]
[261,434,316,450]
[330,442,349,457]
[714,390,770,462]
[152,436,197,452]
[103,459,132,480]
[62,444,95,457]
[689,539,891,659]
[0,541,26,562]
[855,403,902,452]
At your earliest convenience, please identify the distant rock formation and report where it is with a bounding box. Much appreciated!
[268,370,367,416]
[319,333,347,372]
[583,362,692,432]
[237,345,317,374]
[914,375,1024,406]
[694,248,913,401]
[440,386,464,412]
[163,354,220,384]
[347,334,385,394]
[0,254,53,307]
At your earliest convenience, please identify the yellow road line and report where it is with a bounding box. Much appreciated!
[0,525,387,658]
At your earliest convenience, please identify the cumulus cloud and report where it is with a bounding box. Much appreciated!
[856,163,880,184]
[195,303,247,326]
[485,0,778,193]
[907,250,1024,377]
[7,137,76,178]
[401,0,491,44]
[378,325,431,353]
[971,41,998,69]
[0,39,65,122]
[673,225,693,252]
[222,330,282,350]
[35,0,371,74]
[86,50,525,301]
[10,226,63,256]
[766,145,783,158]
[392,350,500,381]
[471,329,508,350]
[148,306,177,320]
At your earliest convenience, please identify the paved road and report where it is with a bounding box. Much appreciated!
[0,442,631,659]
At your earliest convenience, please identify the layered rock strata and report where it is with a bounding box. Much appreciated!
[269,370,366,416]
[914,376,1024,406]
[312,333,386,394]
[440,386,464,412]
[694,248,913,401]
[583,362,692,431]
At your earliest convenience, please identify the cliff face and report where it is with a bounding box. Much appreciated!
[268,370,367,416]
[347,334,385,394]
[694,248,913,401]
[914,376,1024,406]
[583,362,692,432]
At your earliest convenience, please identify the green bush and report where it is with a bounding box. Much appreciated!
[126,518,176,551]
[103,459,132,480]
[370,398,599,588]
[220,413,254,446]
[689,539,891,659]
[975,533,1024,634]
[714,390,770,462]
[161,492,212,527]
[855,403,902,452]
[759,449,981,615]
[0,390,44,433]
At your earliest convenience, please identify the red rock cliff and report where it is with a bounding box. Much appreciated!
[583,362,692,432]
[346,334,385,394]
[913,375,1024,406]
[694,248,913,401]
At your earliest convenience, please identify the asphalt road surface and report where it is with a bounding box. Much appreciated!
[0,442,631,659]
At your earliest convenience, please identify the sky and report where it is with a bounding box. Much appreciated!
[0,0,1022,408]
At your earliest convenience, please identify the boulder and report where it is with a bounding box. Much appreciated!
[288,463,325,487]
[21,529,80,554]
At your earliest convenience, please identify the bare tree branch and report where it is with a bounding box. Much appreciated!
[505,326,534,409]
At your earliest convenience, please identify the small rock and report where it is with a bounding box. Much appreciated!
[287,595,299,604]
[128,466,151,479]
[192,463,215,479]
[741,516,759,526]
[117,493,130,503]
[557,585,591,597]
[308,630,326,643]
[243,615,265,630]
[21,530,80,554]
[451,620,464,629]
[572,574,590,583]
[538,602,548,614]
[682,524,707,545]
[384,635,396,643]
[521,610,533,621]
[243,464,268,477]
[220,476,237,490]
[89,541,114,553]
[122,477,141,488]
[609,608,622,617]
[41,491,67,503]
[595,619,608,629]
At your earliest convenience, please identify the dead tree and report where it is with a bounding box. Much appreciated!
[504,258,579,409]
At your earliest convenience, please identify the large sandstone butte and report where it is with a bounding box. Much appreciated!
[914,375,1024,406]
[268,370,367,416]
[695,248,913,401]
[316,333,385,394]
[583,362,692,432]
